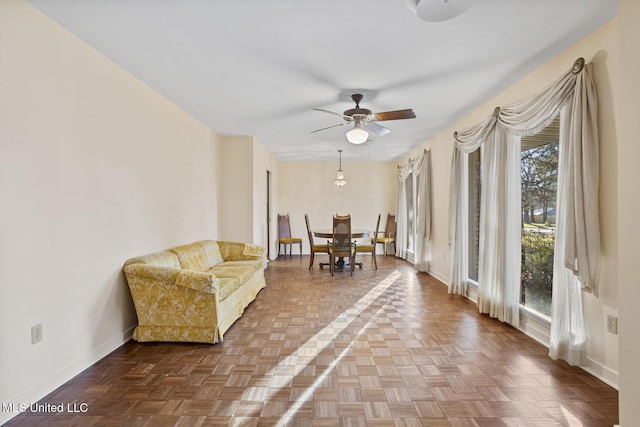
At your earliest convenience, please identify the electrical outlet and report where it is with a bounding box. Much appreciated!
[31,323,43,344]
[606,315,618,335]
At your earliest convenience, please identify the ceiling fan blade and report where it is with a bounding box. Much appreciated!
[310,123,345,134]
[372,109,416,121]
[313,108,352,121]
[365,122,391,137]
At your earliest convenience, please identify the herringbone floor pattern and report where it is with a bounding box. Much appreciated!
[5,255,618,426]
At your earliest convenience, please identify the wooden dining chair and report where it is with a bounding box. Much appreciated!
[278,213,302,257]
[328,214,356,276]
[355,213,381,269]
[304,214,330,270]
[376,213,397,256]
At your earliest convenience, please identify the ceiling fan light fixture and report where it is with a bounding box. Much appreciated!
[313,93,413,143]
[346,124,369,144]
[407,0,475,23]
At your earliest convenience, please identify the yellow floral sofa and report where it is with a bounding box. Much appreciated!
[123,240,266,344]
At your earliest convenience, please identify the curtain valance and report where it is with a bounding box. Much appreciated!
[455,57,587,144]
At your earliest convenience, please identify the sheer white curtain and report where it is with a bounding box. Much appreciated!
[449,115,522,323]
[476,126,522,325]
[414,151,432,272]
[448,58,600,364]
[395,172,408,259]
[448,149,469,295]
[550,113,586,363]
[396,150,432,269]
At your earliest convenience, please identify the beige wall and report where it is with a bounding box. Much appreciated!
[0,1,219,423]
[220,136,255,244]
[618,0,640,423]
[218,136,278,250]
[402,17,621,387]
[278,161,397,255]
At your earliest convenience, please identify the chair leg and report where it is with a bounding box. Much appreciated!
[330,254,334,276]
[373,252,377,269]
[299,242,302,258]
[309,251,314,270]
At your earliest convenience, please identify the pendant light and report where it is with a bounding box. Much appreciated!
[334,149,347,187]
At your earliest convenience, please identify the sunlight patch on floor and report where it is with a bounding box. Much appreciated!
[560,405,584,426]
[255,269,403,425]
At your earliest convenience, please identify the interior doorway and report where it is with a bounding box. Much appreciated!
[266,170,272,259]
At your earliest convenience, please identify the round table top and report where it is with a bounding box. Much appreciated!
[313,228,370,239]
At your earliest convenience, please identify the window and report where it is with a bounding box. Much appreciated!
[520,117,559,317]
[406,172,414,253]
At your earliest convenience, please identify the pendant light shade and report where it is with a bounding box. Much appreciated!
[346,122,369,144]
[334,150,347,187]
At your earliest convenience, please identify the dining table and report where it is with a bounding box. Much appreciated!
[312,228,370,239]
[313,228,370,270]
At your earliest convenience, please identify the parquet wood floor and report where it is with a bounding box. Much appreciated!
[5,256,618,426]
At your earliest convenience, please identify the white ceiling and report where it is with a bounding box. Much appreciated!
[27,0,617,162]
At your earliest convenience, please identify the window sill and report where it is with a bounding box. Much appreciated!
[519,304,551,327]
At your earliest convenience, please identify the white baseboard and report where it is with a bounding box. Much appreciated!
[0,326,135,425]
[582,357,619,390]
[426,267,449,287]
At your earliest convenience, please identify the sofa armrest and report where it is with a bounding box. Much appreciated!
[217,241,265,261]
[174,270,219,294]
[124,264,219,294]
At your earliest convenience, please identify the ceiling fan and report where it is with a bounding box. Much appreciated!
[405,0,475,22]
[312,93,416,144]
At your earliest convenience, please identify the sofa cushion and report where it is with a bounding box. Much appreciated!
[197,240,224,267]
[207,264,255,284]
[218,259,264,270]
[167,242,207,271]
[216,277,243,301]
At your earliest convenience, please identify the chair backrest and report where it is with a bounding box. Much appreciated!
[373,213,382,239]
[385,214,396,238]
[304,214,314,245]
[278,214,292,239]
[332,214,352,250]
